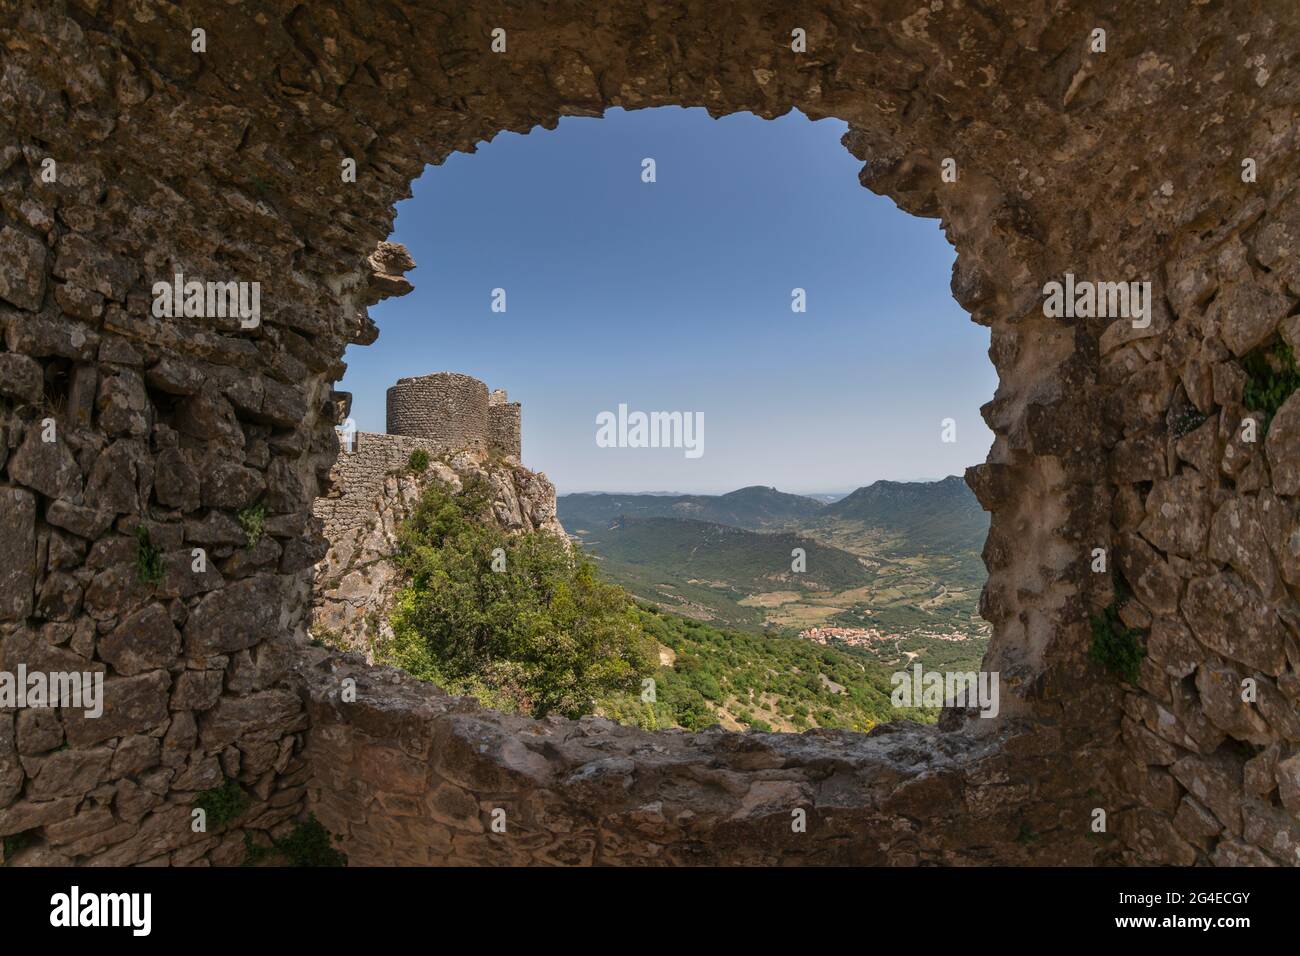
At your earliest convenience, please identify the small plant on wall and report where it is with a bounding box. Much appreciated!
[1089,573,1146,683]
[408,448,429,473]
[238,502,267,551]
[194,778,250,830]
[1242,339,1300,434]
[135,526,164,585]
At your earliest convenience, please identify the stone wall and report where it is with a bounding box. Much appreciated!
[1,0,1297,867]
[487,401,521,461]
[313,431,442,541]
[297,650,1108,865]
[386,372,488,452]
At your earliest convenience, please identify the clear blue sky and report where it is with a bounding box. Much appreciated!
[341,107,995,495]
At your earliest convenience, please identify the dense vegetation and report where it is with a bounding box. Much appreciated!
[376,477,657,719]
[597,607,933,732]
[376,477,938,732]
[574,515,872,621]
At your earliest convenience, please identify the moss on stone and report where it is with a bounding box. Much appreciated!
[195,778,250,830]
[1242,340,1300,434]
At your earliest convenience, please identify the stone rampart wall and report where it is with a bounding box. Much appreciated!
[488,403,521,460]
[313,431,443,540]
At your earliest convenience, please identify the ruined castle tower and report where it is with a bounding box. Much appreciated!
[386,371,489,452]
[383,371,520,459]
[488,388,522,460]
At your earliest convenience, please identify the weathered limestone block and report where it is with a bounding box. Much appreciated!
[183,574,283,655]
[99,604,181,676]
[201,460,265,509]
[1242,801,1300,864]
[1182,572,1288,675]
[64,670,171,748]
[1277,753,1300,814]
[52,234,136,302]
[16,709,64,756]
[4,309,98,360]
[1170,754,1244,838]
[1207,278,1293,357]
[96,368,151,438]
[1173,795,1223,850]
[1116,533,1181,614]
[1208,495,1283,600]
[1212,840,1279,867]
[1266,391,1300,496]
[109,735,160,778]
[25,746,113,801]
[1255,678,1300,742]
[1258,490,1300,588]
[1194,661,1273,744]
[84,439,150,515]
[0,226,47,310]
[1120,808,1198,866]
[198,690,306,751]
[0,796,79,838]
[0,352,43,404]
[1139,471,1211,558]
[0,486,36,620]
[1146,618,1200,679]
[8,424,81,501]
[45,499,112,540]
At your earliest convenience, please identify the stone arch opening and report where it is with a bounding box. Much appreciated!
[2,1,1297,867]
[321,102,999,736]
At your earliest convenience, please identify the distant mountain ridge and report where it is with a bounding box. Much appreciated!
[559,484,825,531]
[817,475,988,555]
[559,475,989,643]
[559,476,985,547]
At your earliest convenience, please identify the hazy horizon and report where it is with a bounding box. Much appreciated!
[555,474,970,497]
[345,106,997,495]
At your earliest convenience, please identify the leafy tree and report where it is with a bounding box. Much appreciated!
[378,478,656,719]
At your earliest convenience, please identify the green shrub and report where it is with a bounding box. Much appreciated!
[244,815,346,867]
[1242,340,1300,434]
[237,502,266,550]
[377,478,657,719]
[2,830,34,863]
[1089,603,1146,683]
[195,778,250,830]
[134,526,164,585]
[407,448,430,473]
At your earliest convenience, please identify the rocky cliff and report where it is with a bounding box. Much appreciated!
[310,449,564,654]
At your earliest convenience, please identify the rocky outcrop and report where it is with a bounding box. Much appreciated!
[310,447,564,653]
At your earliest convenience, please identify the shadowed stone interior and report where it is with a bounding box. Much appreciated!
[0,0,1297,865]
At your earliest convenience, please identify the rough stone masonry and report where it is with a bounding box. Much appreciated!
[0,0,1297,866]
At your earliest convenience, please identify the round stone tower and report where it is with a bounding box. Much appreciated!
[386,372,489,451]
